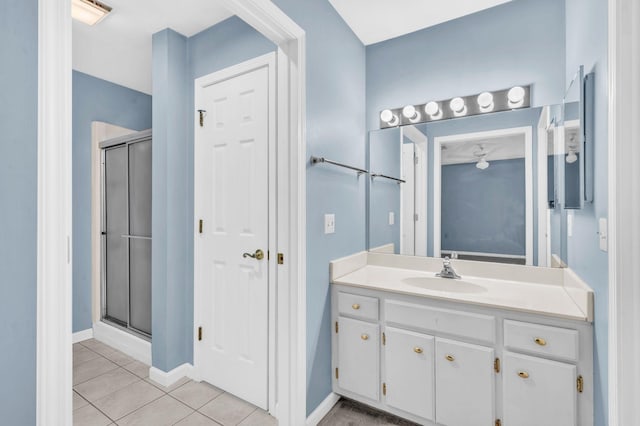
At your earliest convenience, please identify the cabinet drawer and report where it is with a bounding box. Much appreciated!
[504,320,579,362]
[385,300,495,344]
[338,292,379,321]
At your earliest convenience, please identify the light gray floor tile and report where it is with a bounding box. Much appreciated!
[81,339,117,357]
[145,376,191,392]
[100,349,135,366]
[73,391,89,411]
[238,409,277,426]
[117,395,193,426]
[175,412,222,426]
[92,379,164,420]
[122,360,150,379]
[73,404,111,426]
[73,345,102,367]
[74,368,140,402]
[199,393,257,426]
[73,356,119,385]
[170,381,223,409]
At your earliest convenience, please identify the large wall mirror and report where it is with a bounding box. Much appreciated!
[368,71,593,268]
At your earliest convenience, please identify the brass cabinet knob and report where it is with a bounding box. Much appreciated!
[352,303,360,310]
[361,334,369,341]
[445,355,455,362]
[243,249,264,260]
[534,337,547,346]
[414,347,423,354]
[518,371,530,379]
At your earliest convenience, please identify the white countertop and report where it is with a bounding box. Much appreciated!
[331,252,594,322]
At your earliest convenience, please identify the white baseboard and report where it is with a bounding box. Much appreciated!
[93,321,151,365]
[149,363,195,388]
[72,328,94,343]
[306,392,340,426]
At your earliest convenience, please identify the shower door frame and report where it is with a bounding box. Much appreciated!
[100,129,153,340]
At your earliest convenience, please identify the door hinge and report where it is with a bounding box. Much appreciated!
[198,219,203,234]
[577,375,584,393]
[495,420,501,426]
[277,253,284,265]
[197,109,207,127]
[382,332,386,345]
[414,213,419,222]
[494,357,501,373]
[414,155,419,165]
[382,383,387,396]
[335,368,339,379]
[198,327,203,341]
[335,321,339,333]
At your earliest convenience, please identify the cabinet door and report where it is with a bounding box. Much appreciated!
[337,317,380,401]
[435,338,495,426]
[384,327,435,421]
[503,352,577,426]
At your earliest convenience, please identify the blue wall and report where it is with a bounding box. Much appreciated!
[366,0,566,131]
[0,1,38,424]
[270,0,367,413]
[150,19,275,372]
[565,1,609,424]
[72,71,152,333]
[442,159,526,255]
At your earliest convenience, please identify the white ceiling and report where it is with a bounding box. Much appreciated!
[441,134,525,165]
[73,0,233,94]
[329,0,512,46]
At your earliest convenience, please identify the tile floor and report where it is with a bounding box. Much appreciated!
[73,339,277,426]
[74,339,411,425]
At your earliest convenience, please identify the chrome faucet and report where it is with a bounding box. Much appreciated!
[436,256,461,279]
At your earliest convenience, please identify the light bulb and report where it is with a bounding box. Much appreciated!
[450,97,466,114]
[424,101,440,117]
[566,151,578,164]
[508,86,526,107]
[380,109,399,126]
[477,92,494,111]
[402,105,420,122]
[476,158,490,170]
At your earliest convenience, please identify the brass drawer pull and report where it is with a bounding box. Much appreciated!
[352,303,360,310]
[361,334,369,341]
[518,371,530,379]
[534,337,547,346]
[445,355,455,362]
[414,347,423,354]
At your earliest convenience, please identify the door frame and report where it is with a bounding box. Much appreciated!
[37,0,306,425]
[193,52,276,412]
[433,126,534,265]
[401,125,428,256]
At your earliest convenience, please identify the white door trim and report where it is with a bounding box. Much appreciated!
[401,125,428,256]
[433,126,534,265]
[37,0,73,424]
[537,106,551,267]
[193,51,276,411]
[38,0,306,424]
[608,0,640,424]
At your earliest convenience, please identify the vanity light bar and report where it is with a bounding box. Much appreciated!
[379,85,531,129]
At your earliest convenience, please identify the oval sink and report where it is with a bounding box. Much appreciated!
[402,277,487,294]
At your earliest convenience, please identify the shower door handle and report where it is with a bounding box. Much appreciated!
[121,234,152,240]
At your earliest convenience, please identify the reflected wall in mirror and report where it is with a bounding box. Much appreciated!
[368,101,588,267]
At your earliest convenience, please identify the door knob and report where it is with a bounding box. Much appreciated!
[243,249,265,260]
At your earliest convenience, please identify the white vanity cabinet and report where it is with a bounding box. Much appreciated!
[331,285,593,426]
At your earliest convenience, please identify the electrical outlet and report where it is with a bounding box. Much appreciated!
[567,213,573,237]
[389,212,395,225]
[324,214,335,234]
[599,218,608,252]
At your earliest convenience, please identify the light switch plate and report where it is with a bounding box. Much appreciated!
[567,213,573,237]
[599,218,608,252]
[389,212,395,225]
[324,214,335,234]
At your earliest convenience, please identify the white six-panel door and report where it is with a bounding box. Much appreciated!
[195,63,270,409]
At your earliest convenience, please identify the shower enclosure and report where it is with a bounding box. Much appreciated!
[101,129,152,338]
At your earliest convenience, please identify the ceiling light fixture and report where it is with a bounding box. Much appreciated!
[476,157,490,170]
[566,150,578,164]
[72,0,112,26]
[507,86,526,108]
[402,105,421,123]
[475,145,490,170]
[477,92,494,112]
[380,109,399,127]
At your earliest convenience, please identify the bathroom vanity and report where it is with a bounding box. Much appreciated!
[330,251,594,426]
